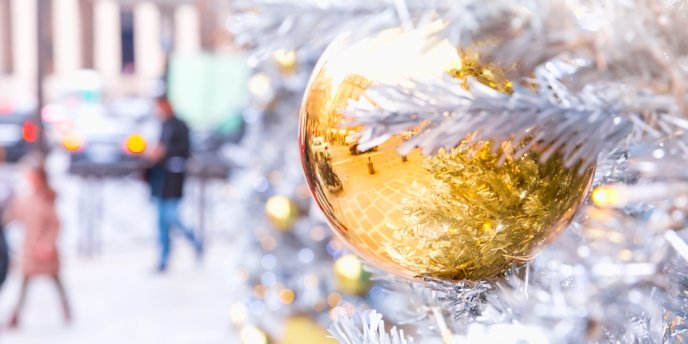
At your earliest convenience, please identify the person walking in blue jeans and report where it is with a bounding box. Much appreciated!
[146,95,202,272]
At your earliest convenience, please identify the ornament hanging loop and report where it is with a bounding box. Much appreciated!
[394,0,413,30]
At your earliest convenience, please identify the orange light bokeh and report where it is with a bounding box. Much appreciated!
[63,134,84,152]
[125,134,147,154]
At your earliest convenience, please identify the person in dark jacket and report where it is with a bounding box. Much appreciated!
[146,95,202,272]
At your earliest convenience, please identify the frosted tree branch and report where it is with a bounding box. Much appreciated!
[229,0,445,62]
[329,310,414,344]
[345,66,678,168]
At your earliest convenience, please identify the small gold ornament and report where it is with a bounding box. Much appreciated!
[333,254,372,295]
[265,195,300,231]
[299,26,595,281]
[273,49,298,75]
[282,317,337,344]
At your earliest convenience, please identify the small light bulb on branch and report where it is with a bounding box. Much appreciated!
[592,186,621,207]
[593,183,688,208]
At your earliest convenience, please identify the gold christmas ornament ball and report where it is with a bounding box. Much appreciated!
[299,26,595,281]
[265,195,300,231]
[333,254,372,295]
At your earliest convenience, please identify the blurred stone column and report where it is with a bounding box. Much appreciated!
[174,4,200,55]
[134,2,163,79]
[79,0,94,69]
[36,0,51,151]
[0,0,12,74]
[53,0,80,76]
[196,0,215,51]
[94,0,121,79]
[11,0,37,83]
[159,5,175,54]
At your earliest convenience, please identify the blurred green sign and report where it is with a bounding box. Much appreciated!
[168,53,249,131]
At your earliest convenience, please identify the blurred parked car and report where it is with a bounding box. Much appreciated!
[44,69,107,148]
[345,134,377,155]
[311,136,330,154]
[349,144,378,155]
[62,103,154,176]
[0,100,36,162]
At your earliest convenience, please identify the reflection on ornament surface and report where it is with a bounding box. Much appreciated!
[299,27,595,281]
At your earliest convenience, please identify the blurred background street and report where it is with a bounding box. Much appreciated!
[0,136,244,344]
[0,0,251,342]
[0,242,238,343]
[0,0,383,342]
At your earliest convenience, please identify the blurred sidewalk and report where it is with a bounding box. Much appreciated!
[43,152,237,255]
[0,242,238,343]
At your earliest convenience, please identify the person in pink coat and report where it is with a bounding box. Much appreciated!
[4,157,71,327]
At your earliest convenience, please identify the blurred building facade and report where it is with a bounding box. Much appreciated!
[0,0,227,105]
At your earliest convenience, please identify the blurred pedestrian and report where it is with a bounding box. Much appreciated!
[0,221,7,292]
[4,156,71,327]
[0,151,11,294]
[0,220,7,291]
[145,95,202,272]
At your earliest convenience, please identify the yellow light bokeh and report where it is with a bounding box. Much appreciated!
[248,73,273,99]
[229,303,248,325]
[327,292,341,308]
[253,284,266,299]
[333,254,371,295]
[62,134,84,152]
[282,317,337,344]
[125,134,147,154]
[265,195,299,231]
[265,196,291,217]
[333,254,363,280]
[239,325,269,344]
[273,49,297,74]
[279,288,295,304]
[592,186,620,207]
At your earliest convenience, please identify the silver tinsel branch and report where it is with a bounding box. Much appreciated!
[438,0,688,95]
[231,0,688,167]
[229,0,441,62]
[345,0,688,166]
[345,67,656,169]
[329,310,414,344]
